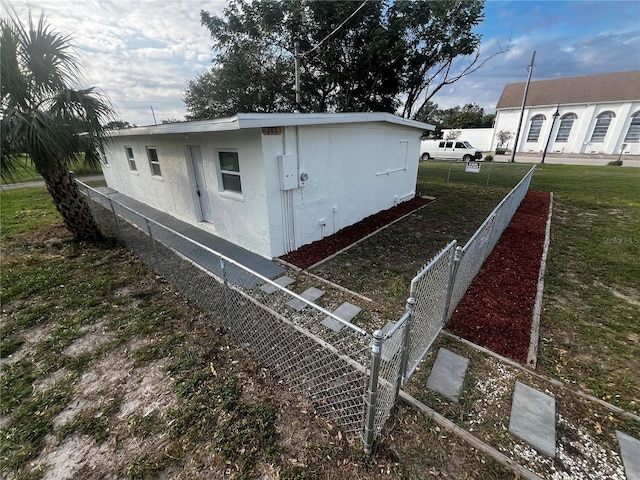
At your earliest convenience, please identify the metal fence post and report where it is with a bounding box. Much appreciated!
[145,218,161,272]
[442,245,463,325]
[220,257,234,334]
[108,198,123,240]
[362,330,384,455]
[397,297,415,393]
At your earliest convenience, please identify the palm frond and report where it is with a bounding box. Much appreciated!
[1,10,114,175]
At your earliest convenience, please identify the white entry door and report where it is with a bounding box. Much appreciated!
[189,146,214,223]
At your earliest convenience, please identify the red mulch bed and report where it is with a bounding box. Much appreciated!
[279,196,431,269]
[447,190,550,363]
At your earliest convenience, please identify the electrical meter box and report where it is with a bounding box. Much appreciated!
[278,154,298,190]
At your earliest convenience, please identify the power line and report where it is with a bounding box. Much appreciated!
[300,0,369,58]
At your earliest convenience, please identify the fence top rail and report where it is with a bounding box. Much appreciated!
[78,180,369,337]
[383,310,411,339]
[461,164,535,254]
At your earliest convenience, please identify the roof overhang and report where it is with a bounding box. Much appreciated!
[108,112,435,137]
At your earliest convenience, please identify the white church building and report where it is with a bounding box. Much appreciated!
[491,70,640,155]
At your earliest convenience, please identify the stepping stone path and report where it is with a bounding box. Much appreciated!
[260,275,295,294]
[617,430,640,480]
[263,276,363,332]
[425,348,469,402]
[321,302,361,332]
[508,381,556,458]
[286,286,325,311]
[423,347,640,474]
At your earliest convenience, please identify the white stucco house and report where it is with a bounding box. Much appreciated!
[492,70,640,155]
[101,112,433,259]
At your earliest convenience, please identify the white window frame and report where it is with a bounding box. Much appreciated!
[99,148,109,166]
[526,115,545,142]
[555,113,576,143]
[146,146,162,177]
[624,111,640,143]
[217,150,242,196]
[125,146,137,171]
[590,111,615,143]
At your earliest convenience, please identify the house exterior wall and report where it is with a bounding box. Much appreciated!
[102,129,273,258]
[102,121,423,260]
[259,123,422,257]
[493,101,640,155]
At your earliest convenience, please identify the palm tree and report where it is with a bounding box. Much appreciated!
[1,12,114,240]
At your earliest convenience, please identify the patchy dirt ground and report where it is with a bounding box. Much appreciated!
[1,223,516,479]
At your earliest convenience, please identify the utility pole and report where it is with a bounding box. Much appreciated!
[541,106,560,164]
[510,51,536,163]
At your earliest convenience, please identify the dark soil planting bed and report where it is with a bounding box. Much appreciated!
[446,190,551,363]
[280,196,431,269]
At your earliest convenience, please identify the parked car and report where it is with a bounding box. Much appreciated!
[420,139,483,161]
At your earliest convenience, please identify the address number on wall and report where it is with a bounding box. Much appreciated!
[261,126,283,135]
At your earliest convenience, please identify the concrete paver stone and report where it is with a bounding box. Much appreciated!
[321,302,361,332]
[260,275,295,294]
[425,348,469,402]
[286,287,325,311]
[508,381,556,458]
[617,430,640,480]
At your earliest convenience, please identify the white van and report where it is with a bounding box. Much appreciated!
[420,139,483,161]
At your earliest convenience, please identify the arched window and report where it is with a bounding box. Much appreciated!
[624,111,640,143]
[526,114,546,142]
[590,111,615,143]
[555,113,577,142]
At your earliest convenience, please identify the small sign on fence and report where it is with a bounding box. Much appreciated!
[465,161,481,173]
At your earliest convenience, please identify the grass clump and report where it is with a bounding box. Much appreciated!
[166,347,279,475]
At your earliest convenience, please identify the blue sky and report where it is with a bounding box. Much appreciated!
[435,0,640,110]
[6,0,640,125]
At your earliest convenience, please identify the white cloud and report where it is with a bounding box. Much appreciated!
[6,0,224,125]
[5,0,640,122]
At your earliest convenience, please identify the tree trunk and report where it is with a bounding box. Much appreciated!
[40,164,103,241]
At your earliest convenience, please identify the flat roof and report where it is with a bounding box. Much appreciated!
[109,112,435,137]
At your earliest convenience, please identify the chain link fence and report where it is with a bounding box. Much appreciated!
[78,183,374,441]
[77,163,533,453]
[448,165,536,314]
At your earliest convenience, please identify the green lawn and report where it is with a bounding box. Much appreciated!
[529,164,640,412]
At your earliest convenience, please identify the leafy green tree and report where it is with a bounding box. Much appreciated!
[415,102,494,137]
[104,120,133,129]
[185,0,502,119]
[440,103,494,129]
[1,13,113,240]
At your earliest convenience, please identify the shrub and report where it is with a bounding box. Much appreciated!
[484,154,493,162]
[607,159,623,166]
[495,148,506,155]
